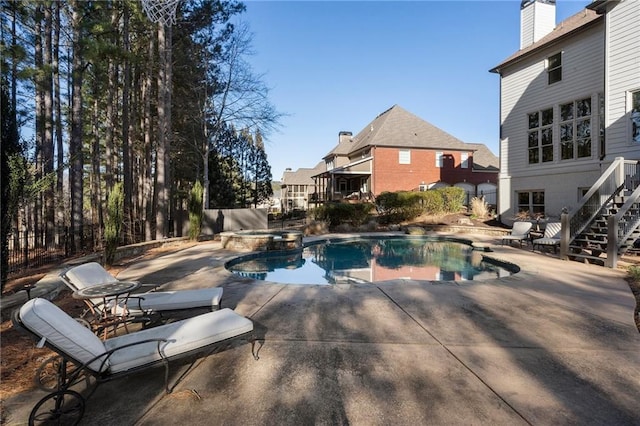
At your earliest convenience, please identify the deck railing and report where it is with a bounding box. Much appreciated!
[606,168,640,267]
[560,157,636,260]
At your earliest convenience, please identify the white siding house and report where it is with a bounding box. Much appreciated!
[491,0,640,226]
[593,0,640,157]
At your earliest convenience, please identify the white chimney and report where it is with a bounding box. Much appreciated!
[520,0,556,49]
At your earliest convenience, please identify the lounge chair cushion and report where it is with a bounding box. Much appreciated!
[119,288,223,313]
[502,222,533,245]
[62,262,224,313]
[19,298,109,372]
[533,238,560,246]
[104,308,253,373]
[63,262,121,290]
[533,222,561,246]
[19,299,253,375]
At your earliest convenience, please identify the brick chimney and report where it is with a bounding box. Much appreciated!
[338,131,352,144]
[520,0,556,49]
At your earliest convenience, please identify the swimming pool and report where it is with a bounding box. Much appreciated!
[226,236,517,285]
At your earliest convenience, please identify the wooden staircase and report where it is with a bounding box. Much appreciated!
[561,157,640,268]
[566,190,640,266]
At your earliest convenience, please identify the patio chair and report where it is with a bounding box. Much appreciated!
[13,297,257,425]
[501,221,533,247]
[532,222,562,253]
[60,262,223,321]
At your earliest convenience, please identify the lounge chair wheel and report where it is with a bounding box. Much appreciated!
[34,355,88,392]
[29,389,85,426]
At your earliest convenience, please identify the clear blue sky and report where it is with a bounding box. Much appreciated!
[236,0,588,181]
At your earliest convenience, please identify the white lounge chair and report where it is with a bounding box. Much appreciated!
[13,297,256,425]
[61,262,223,315]
[501,221,533,247]
[532,222,562,252]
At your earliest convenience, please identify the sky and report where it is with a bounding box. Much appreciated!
[234,0,589,181]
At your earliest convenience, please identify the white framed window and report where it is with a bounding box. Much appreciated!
[527,108,554,164]
[399,149,411,164]
[547,52,562,84]
[460,152,469,169]
[560,97,591,160]
[326,159,334,170]
[436,152,443,168]
[631,90,640,144]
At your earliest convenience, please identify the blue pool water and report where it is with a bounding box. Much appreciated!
[226,237,516,285]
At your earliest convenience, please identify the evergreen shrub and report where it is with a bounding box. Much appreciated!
[104,182,124,265]
[439,186,466,212]
[188,181,204,240]
[312,202,374,229]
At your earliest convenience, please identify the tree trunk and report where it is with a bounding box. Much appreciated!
[105,58,116,193]
[155,23,169,239]
[165,25,173,237]
[69,0,85,253]
[144,34,155,241]
[43,2,55,244]
[122,3,133,243]
[91,86,103,232]
[34,3,43,248]
[54,1,65,229]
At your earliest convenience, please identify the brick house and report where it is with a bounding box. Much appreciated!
[312,105,499,205]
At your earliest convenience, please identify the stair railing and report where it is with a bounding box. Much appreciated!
[560,157,630,260]
[606,166,640,267]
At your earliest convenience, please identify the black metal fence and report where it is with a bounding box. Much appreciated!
[6,225,101,276]
[6,221,151,277]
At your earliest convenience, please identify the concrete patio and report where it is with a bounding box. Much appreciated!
[3,232,640,425]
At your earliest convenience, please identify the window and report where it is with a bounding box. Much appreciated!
[436,152,443,168]
[460,152,469,169]
[547,52,562,84]
[326,159,334,170]
[560,97,591,160]
[399,150,411,164]
[517,191,545,217]
[528,108,553,164]
[632,91,640,143]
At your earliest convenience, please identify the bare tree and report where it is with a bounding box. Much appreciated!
[202,23,282,208]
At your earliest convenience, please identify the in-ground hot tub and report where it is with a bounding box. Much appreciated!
[219,230,303,252]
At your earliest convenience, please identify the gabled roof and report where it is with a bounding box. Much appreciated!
[467,144,499,171]
[320,105,498,173]
[345,105,470,155]
[490,8,602,74]
[324,134,353,158]
[282,162,325,186]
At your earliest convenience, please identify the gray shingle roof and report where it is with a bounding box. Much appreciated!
[316,105,498,174]
[282,161,325,186]
[467,143,499,171]
[347,105,471,154]
[324,135,353,158]
[490,8,601,74]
